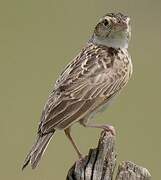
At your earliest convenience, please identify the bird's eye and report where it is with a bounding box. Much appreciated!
[103,19,109,26]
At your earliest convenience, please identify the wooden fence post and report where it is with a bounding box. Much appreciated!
[66,130,151,180]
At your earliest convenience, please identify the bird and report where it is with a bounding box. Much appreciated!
[22,12,132,170]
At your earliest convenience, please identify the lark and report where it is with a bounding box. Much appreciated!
[22,12,132,169]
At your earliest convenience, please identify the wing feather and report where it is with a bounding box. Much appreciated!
[39,43,129,133]
[54,98,97,130]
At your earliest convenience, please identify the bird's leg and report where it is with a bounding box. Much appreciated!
[80,121,116,136]
[64,127,82,159]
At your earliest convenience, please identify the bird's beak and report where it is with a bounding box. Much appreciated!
[115,20,129,31]
[114,17,130,31]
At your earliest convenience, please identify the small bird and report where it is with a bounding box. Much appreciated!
[22,12,132,170]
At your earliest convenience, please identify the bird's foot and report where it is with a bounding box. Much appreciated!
[101,124,116,136]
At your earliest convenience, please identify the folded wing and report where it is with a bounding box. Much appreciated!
[39,43,126,133]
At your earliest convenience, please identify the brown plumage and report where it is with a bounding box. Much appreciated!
[22,12,132,169]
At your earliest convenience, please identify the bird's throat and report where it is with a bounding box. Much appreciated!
[91,33,129,49]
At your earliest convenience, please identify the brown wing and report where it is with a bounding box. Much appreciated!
[39,43,129,134]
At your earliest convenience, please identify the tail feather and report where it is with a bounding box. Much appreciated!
[22,131,54,170]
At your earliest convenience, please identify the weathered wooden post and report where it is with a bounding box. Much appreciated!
[66,131,151,180]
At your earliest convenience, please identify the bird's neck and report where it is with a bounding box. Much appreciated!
[90,34,129,49]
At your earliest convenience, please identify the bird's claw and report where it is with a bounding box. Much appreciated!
[102,124,116,136]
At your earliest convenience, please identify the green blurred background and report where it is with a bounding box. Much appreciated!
[0,0,161,179]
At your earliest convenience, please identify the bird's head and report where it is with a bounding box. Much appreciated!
[91,13,131,49]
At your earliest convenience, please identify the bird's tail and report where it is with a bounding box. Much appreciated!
[22,131,55,170]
